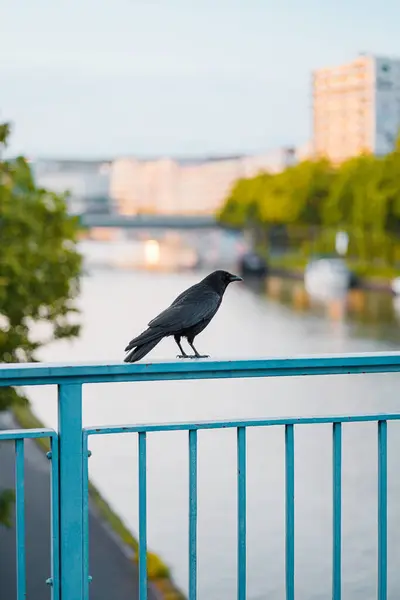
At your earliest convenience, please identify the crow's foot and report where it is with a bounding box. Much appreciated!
[176,354,192,359]
[190,354,210,359]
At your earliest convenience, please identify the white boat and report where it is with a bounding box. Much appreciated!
[391,277,400,295]
[304,258,351,299]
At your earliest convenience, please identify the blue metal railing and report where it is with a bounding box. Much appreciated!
[0,428,59,600]
[1,352,400,600]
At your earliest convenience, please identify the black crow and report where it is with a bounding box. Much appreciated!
[124,270,242,363]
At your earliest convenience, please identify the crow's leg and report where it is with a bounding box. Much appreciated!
[174,335,192,359]
[188,338,209,359]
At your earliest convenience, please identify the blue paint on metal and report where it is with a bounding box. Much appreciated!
[15,438,26,600]
[138,432,147,600]
[237,427,246,600]
[84,412,400,436]
[0,428,55,440]
[188,429,197,600]
[58,384,84,600]
[285,424,295,600]
[50,434,60,600]
[3,352,400,387]
[82,432,90,600]
[378,420,388,600]
[2,429,58,598]
[332,423,342,600]
[3,355,400,599]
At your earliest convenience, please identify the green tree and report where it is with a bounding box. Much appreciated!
[321,154,393,261]
[381,144,400,235]
[218,150,400,266]
[218,173,270,227]
[0,121,83,526]
[257,159,334,225]
[219,160,334,229]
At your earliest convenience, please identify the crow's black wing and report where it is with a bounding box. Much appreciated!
[148,286,220,332]
[169,281,202,307]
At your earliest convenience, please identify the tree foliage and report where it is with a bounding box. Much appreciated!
[218,148,400,263]
[0,121,83,526]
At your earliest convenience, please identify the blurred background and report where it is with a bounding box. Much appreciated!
[3,1,400,599]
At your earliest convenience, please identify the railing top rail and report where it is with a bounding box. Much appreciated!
[0,428,56,440]
[84,411,400,436]
[1,352,400,386]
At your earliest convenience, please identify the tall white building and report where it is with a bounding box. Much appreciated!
[313,54,400,163]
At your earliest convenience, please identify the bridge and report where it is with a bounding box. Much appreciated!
[0,353,397,600]
[78,213,220,230]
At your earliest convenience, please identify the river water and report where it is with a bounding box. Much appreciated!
[27,261,400,600]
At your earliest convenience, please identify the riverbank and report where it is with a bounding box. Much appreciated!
[267,254,397,292]
[11,403,185,600]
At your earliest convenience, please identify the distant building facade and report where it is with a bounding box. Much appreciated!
[110,147,298,216]
[30,147,304,217]
[32,160,114,215]
[313,54,400,163]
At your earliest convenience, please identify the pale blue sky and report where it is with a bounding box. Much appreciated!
[2,0,400,158]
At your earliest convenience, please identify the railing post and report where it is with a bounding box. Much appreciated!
[58,383,84,600]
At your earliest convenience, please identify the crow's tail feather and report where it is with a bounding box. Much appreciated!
[124,330,164,363]
[124,327,162,352]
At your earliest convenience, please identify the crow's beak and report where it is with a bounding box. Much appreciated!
[230,274,243,282]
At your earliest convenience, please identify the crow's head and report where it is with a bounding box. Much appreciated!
[205,270,243,293]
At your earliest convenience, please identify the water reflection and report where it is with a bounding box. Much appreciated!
[257,276,400,345]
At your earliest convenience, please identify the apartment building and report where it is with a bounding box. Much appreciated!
[313,54,400,163]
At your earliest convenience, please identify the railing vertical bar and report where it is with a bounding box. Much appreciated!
[15,438,26,600]
[378,420,388,600]
[50,434,60,600]
[58,383,84,600]
[237,426,246,600]
[188,429,198,600]
[285,424,295,600]
[138,431,147,600]
[82,432,90,600]
[332,422,342,600]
